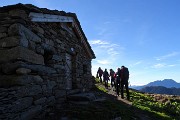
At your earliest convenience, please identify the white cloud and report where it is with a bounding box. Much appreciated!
[107,48,119,56]
[168,64,175,67]
[90,40,123,57]
[89,40,109,45]
[97,60,110,65]
[130,61,143,67]
[134,61,142,65]
[90,39,125,75]
[152,63,176,69]
[100,44,120,49]
[156,52,179,61]
[152,63,165,68]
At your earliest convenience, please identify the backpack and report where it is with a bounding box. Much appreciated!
[110,70,115,77]
[123,67,129,78]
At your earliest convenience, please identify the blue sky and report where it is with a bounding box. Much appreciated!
[1,0,180,85]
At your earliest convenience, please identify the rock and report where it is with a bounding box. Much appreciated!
[16,68,31,74]
[17,85,42,97]
[42,43,56,54]
[51,64,65,69]
[0,33,7,39]
[47,81,56,90]
[34,97,47,105]
[46,96,55,105]
[0,26,7,32]
[33,26,44,34]
[55,38,63,44]
[10,97,33,112]
[49,29,57,35]
[112,117,122,120]
[45,38,54,46]
[0,75,43,87]
[1,61,25,74]
[36,45,44,55]
[8,23,41,43]
[67,92,96,101]
[0,46,44,65]
[20,105,42,120]
[9,9,28,19]
[55,90,66,98]
[0,36,28,48]
[24,64,57,76]
[29,40,36,50]
[42,85,48,95]
[52,55,62,61]
[1,61,56,75]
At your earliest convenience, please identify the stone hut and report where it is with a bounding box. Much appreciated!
[0,3,95,120]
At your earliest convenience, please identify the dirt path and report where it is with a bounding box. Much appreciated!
[97,83,153,120]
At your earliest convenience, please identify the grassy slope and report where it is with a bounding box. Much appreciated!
[93,78,180,120]
[46,78,180,120]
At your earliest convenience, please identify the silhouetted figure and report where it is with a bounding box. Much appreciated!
[103,69,109,88]
[115,68,121,96]
[97,67,103,83]
[110,69,115,88]
[120,66,130,100]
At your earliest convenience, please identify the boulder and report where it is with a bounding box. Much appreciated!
[16,68,31,74]
[8,23,41,43]
[0,36,28,48]
[0,46,44,65]
[10,97,33,112]
[20,105,42,120]
[0,75,43,87]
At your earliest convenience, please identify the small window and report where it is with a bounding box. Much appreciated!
[83,65,87,74]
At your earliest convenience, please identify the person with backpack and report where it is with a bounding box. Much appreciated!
[120,66,130,100]
[115,68,121,96]
[103,68,109,89]
[97,67,103,83]
[110,69,115,88]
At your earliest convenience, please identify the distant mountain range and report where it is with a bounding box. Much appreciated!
[130,79,180,95]
[140,86,180,95]
[131,79,180,90]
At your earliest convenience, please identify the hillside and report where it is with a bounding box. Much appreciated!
[45,78,180,120]
[140,86,180,95]
[146,79,180,88]
[131,79,180,92]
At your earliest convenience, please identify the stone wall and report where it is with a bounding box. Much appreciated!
[0,4,94,120]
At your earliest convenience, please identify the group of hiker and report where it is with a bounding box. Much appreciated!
[96,66,130,100]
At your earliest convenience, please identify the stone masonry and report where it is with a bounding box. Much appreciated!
[0,3,95,120]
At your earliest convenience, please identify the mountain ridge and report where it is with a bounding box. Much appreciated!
[130,79,180,90]
[140,86,180,95]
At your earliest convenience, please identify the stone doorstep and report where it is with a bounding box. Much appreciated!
[67,92,108,103]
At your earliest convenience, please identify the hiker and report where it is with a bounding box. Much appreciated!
[103,68,109,89]
[97,67,103,83]
[120,66,130,100]
[110,69,115,88]
[115,68,121,96]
